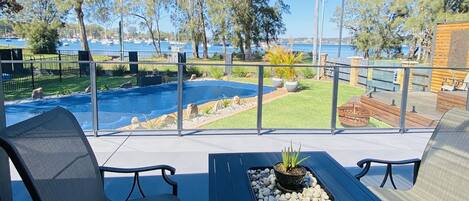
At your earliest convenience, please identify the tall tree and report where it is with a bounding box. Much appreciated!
[197,0,209,59]
[58,0,110,52]
[172,0,201,58]
[207,0,232,56]
[129,0,169,55]
[255,0,289,49]
[0,0,22,15]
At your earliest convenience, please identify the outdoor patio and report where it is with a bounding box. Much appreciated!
[8,131,432,201]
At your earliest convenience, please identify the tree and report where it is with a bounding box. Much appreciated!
[196,0,209,59]
[172,0,202,58]
[26,21,60,54]
[0,0,22,15]
[255,0,289,49]
[58,0,111,53]
[129,0,169,55]
[207,0,232,56]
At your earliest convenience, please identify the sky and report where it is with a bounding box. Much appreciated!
[106,0,346,39]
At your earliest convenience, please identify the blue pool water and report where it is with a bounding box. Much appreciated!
[6,80,274,130]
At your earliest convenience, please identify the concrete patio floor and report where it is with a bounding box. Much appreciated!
[9,131,433,201]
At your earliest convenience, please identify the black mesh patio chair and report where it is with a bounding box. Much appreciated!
[0,107,179,201]
[355,108,469,201]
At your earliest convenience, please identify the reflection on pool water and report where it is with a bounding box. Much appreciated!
[6,80,274,130]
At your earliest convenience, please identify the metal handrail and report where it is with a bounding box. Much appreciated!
[0,59,468,136]
[1,60,469,70]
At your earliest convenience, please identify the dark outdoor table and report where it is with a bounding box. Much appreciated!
[209,152,380,201]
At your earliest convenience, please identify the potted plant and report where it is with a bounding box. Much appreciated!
[273,142,310,192]
[264,46,303,91]
[264,46,285,88]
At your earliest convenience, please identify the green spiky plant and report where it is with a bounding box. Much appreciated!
[281,141,310,171]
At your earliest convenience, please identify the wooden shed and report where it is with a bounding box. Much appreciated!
[431,22,469,92]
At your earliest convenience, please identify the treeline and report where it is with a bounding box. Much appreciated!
[336,0,469,61]
[1,0,289,60]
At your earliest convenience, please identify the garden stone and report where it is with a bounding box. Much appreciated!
[190,74,197,80]
[155,114,176,126]
[31,87,43,99]
[85,86,91,93]
[232,96,241,105]
[131,117,140,124]
[211,100,224,112]
[268,196,276,201]
[186,104,198,118]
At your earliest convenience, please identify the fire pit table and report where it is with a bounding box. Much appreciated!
[209,152,379,201]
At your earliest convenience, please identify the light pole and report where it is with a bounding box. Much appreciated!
[337,0,345,58]
[119,0,124,61]
[318,0,326,66]
[313,0,320,79]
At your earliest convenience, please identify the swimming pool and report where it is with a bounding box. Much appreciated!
[6,80,274,130]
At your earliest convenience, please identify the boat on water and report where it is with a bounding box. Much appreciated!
[5,38,11,42]
[169,41,186,45]
[90,39,98,43]
[133,39,142,44]
[101,39,112,45]
[112,39,120,45]
[62,43,69,46]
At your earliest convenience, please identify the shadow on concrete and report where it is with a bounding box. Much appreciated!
[11,165,416,201]
[12,173,208,201]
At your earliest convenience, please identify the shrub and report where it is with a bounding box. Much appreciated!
[96,64,105,76]
[222,99,230,108]
[112,65,127,76]
[209,67,224,79]
[25,21,59,54]
[300,68,316,79]
[187,66,202,77]
[232,67,248,78]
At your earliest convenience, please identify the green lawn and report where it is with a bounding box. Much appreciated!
[203,79,391,129]
[5,75,136,101]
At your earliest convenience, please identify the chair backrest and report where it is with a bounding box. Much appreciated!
[412,108,469,200]
[0,107,107,201]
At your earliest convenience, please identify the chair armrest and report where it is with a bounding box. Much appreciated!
[99,165,178,200]
[99,165,176,174]
[355,158,421,189]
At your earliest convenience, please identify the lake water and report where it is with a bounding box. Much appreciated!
[0,38,359,58]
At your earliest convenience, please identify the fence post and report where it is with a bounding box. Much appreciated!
[224,53,233,75]
[0,58,13,201]
[331,66,339,134]
[348,56,363,86]
[90,62,98,137]
[30,62,35,89]
[257,65,264,135]
[318,54,328,79]
[399,67,410,134]
[177,57,185,136]
[58,50,62,82]
[401,61,417,91]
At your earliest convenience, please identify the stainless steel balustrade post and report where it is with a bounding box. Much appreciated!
[0,59,12,201]
[399,67,410,134]
[177,63,184,136]
[90,62,99,137]
[330,65,339,135]
[466,87,469,112]
[257,65,264,135]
